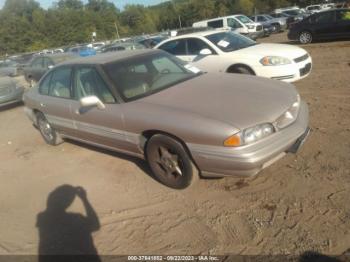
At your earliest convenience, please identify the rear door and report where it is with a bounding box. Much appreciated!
[335,9,350,37]
[69,66,128,151]
[37,66,76,136]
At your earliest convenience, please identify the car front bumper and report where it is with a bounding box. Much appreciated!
[253,55,312,83]
[0,87,24,107]
[187,101,309,178]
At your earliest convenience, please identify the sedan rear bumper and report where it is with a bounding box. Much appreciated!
[187,101,309,178]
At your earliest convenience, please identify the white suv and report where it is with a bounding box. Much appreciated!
[155,30,312,83]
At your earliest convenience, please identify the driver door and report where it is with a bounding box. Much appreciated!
[69,66,129,151]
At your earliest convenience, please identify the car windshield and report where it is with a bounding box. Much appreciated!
[103,52,201,102]
[205,31,257,52]
[235,15,254,24]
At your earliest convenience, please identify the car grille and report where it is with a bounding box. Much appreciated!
[256,25,263,31]
[300,63,312,77]
[294,53,309,63]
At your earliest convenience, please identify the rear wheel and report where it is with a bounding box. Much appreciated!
[299,31,313,44]
[146,134,199,189]
[36,112,63,145]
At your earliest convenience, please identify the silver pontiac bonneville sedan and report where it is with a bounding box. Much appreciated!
[23,49,310,189]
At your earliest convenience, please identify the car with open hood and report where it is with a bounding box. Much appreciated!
[23,49,310,189]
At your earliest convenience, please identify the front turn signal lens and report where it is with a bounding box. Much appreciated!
[224,134,241,147]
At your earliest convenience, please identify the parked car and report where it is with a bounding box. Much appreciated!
[250,14,288,32]
[270,12,295,28]
[0,76,24,107]
[0,60,19,77]
[155,30,312,83]
[305,5,323,14]
[68,46,97,57]
[274,7,309,22]
[193,15,264,40]
[24,53,77,86]
[288,9,350,44]
[138,36,168,48]
[23,49,310,189]
[101,42,145,53]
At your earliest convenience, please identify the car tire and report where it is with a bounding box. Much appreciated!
[299,31,313,44]
[274,24,281,33]
[229,65,254,75]
[146,134,199,189]
[36,112,63,146]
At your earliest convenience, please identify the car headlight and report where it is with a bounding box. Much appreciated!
[247,25,255,29]
[275,94,300,129]
[224,123,275,147]
[260,56,291,66]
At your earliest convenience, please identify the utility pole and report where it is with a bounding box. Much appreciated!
[114,22,120,40]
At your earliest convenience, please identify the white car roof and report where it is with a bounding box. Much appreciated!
[168,29,231,39]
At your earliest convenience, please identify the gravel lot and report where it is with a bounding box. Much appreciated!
[0,33,349,257]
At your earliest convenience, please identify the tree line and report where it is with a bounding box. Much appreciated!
[0,0,321,55]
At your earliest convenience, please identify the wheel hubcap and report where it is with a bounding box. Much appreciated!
[156,146,183,178]
[39,118,53,141]
[300,33,311,43]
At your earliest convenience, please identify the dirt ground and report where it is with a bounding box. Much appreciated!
[0,33,349,258]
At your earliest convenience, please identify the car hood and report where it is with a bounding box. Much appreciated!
[235,43,307,59]
[140,73,298,130]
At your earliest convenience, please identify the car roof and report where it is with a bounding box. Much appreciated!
[60,49,160,66]
[168,29,229,39]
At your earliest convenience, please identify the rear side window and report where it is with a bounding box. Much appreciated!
[207,19,224,28]
[186,38,213,55]
[336,10,350,22]
[49,67,72,99]
[39,72,52,95]
[158,40,186,55]
[32,58,43,68]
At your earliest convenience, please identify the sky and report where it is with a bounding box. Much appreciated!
[0,0,165,10]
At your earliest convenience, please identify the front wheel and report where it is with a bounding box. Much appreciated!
[146,134,199,189]
[36,112,63,146]
[299,31,313,44]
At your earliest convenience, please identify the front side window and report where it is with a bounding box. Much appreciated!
[158,40,186,55]
[206,31,256,52]
[49,67,72,99]
[257,16,266,22]
[74,67,115,103]
[311,11,335,24]
[336,10,350,22]
[227,18,243,29]
[39,72,53,95]
[103,53,199,101]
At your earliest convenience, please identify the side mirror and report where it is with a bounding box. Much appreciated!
[80,96,105,110]
[48,65,54,69]
[199,48,212,56]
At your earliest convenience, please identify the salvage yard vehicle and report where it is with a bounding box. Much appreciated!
[193,15,264,40]
[250,14,288,33]
[288,8,350,44]
[0,76,24,107]
[0,60,19,77]
[24,53,77,86]
[155,30,312,83]
[23,50,310,189]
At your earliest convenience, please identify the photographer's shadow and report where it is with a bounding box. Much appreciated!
[36,185,101,262]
